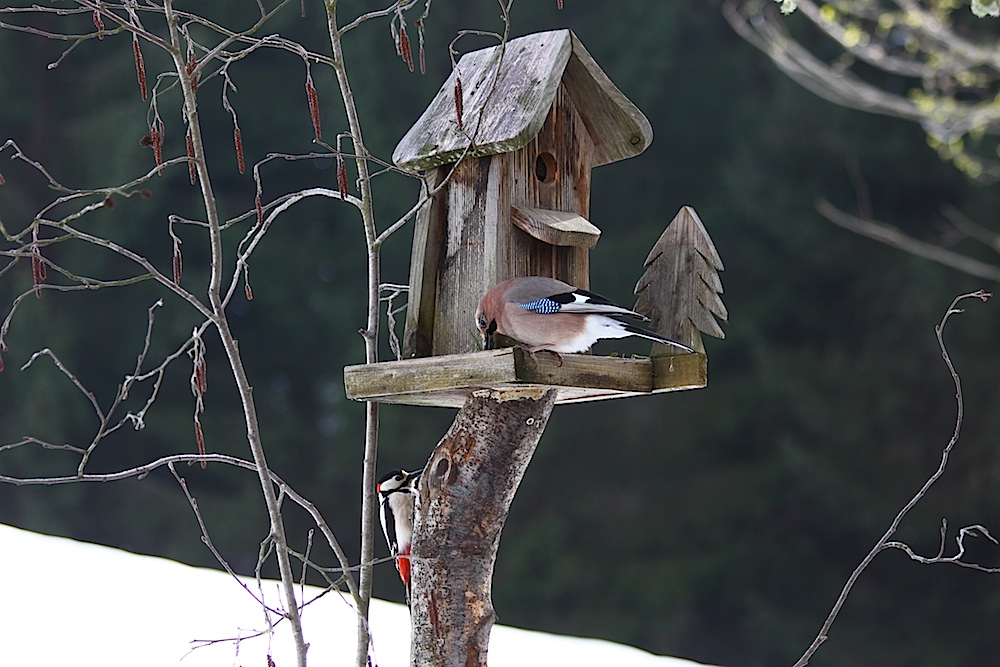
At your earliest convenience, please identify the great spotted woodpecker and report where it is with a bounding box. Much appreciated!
[377,468,422,599]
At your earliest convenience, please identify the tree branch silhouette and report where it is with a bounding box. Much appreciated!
[793,289,994,667]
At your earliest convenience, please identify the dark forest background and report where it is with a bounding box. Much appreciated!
[1,2,998,666]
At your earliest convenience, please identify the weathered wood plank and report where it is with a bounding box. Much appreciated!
[431,157,502,356]
[343,349,707,408]
[345,349,515,398]
[393,31,572,171]
[513,349,652,392]
[651,352,708,392]
[563,33,653,166]
[507,83,594,289]
[511,207,601,249]
[393,30,651,171]
[402,169,446,358]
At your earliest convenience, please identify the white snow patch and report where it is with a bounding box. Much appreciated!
[0,523,719,667]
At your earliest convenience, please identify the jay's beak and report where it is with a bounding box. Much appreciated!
[482,319,498,350]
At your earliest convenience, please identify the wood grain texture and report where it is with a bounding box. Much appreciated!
[505,82,594,290]
[409,389,557,667]
[402,169,446,358]
[405,82,599,357]
[510,206,601,249]
[652,352,708,391]
[398,29,656,359]
[343,349,707,408]
[430,157,501,356]
[563,32,653,166]
[392,29,651,171]
[634,206,727,354]
[393,30,572,171]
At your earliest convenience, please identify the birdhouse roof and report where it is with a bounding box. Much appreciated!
[392,29,653,172]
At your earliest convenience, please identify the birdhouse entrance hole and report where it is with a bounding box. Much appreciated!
[535,152,557,184]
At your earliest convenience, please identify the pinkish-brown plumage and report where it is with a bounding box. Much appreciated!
[474,276,693,354]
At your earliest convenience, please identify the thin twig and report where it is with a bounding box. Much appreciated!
[792,289,992,667]
[169,462,285,616]
[884,519,1000,572]
[817,199,1000,282]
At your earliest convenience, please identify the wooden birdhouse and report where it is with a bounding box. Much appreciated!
[394,28,651,358]
[344,29,726,408]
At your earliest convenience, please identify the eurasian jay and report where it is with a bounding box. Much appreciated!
[475,276,694,355]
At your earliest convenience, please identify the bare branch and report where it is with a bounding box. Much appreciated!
[724,0,1000,180]
[0,450,360,594]
[338,0,424,37]
[225,186,362,309]
[940,204,1000,255]
[169,462,286,617]
[0,436,86,456]
[792,289,992,667]
[885,520,1000,573]
[20,348,104,421]
[380,283,409,361]
[817,199,1000,282]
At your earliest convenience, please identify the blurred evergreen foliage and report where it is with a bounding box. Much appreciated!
[1,2,998,666]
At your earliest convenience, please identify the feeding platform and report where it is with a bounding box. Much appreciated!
[344,349,707,409]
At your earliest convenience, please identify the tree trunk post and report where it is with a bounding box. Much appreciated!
[409,387,557,666]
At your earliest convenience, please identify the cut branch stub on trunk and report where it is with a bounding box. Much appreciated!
[634,206,727,354]
[408,387,557,667]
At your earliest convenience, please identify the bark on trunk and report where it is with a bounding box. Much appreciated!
[409,387,557,667]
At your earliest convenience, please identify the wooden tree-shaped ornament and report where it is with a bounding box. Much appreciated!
[634,206,727,355]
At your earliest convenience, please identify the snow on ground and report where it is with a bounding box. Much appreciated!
[0,523,718,666]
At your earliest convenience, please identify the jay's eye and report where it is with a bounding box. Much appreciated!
[476,314,488,329]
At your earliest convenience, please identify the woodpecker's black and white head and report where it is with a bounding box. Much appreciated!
[377,468,422,593]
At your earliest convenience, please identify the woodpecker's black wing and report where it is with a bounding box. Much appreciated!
[377,469,405,556]
[379,501,399,555]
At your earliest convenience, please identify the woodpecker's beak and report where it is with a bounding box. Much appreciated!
[407,468,424,481]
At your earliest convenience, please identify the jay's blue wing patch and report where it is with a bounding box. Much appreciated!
[518,297,562,314]
[525,288,647,319]
[519,289,611,313]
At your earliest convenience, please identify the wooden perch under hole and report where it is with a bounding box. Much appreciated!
[511,206,601,249]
